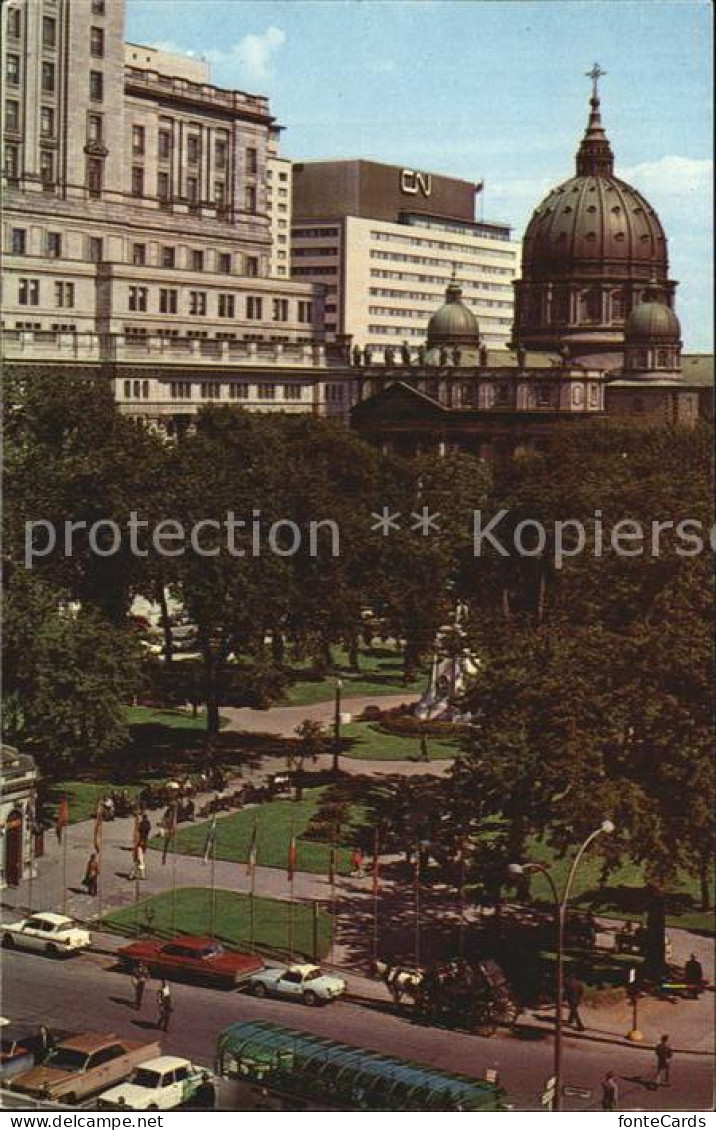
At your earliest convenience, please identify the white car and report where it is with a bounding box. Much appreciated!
[97,1056,207,1111]
[2,913,91,957]
[248,963,347,1006]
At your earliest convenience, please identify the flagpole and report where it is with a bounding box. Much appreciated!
[209,832,217,940]
[27,811,35,915]
[134,876,140,938]
[458,840,466,959]
[414,841,421,970]
[62,824,68,917]
[171,823,178,936]
[328,826,336,964]
[372,827,380,964]
[248,817,257,953]
[288,821,295,961]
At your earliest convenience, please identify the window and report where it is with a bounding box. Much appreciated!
[611,290,625,320]
[132,243,146,266]
[189,291,206,315]
[297,300,312,323]
[229,382,249,399]
[218,293,235,318]
[186,177,198,204]
[246,296,263,320]
[90,26,104,56]
[6,55,20,84]
[128,285,148,312]
[161,246,175,269]
[200,382,221,399]
[215,140,227,169]
[131,166,144,197]
[41,61,55,92]
[87,157,103,196]
[5,145,19,178]
[8,7,21,37]
[246,146,258,175]
[40,107,55,137]
[124,380,131,397]
[257,383,275,400]
[42,16,56,47]
[88,114,103,142]
[88,237,103,262]
[89,71,103,102]
[5,100,19,131]
[158,130,171,160]
[187,136,200,165]
[54,281,75,307]
[218,253,231,274]
[191,249,204,271]
[244,185,257,213]
[159,288,178,314]
[157,172,170,201]
[46,232,61,258]
[19,278,40,306]
[272,298,288,322]
[11,229,26,254]
[91,0,106,14]
[245,256,259,278]
[132,125,145,155]
[213,181,225,206]
[284,385,301,401]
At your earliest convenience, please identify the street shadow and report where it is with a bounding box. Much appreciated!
[623,1073,659,1092]
[108,995,136,1010]
[130,1019,160,1031]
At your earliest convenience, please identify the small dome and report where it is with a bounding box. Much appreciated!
[625,296,681,343]
[427,280,480,347]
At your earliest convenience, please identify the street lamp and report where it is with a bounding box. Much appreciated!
[332,678,343,774]
[509,819,615,1111]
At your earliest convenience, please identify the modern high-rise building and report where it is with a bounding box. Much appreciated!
[291,159,520,356]
[1,0,320,344]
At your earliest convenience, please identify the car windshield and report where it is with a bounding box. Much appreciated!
[200,944,223,959]
[24,918,49,930]
[304,970,321,982]
[47,1048,89,1072]
[132,1069,162,1088]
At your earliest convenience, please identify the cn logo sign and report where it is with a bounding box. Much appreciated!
[400,169,432,197]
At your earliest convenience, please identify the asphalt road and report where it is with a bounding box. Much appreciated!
[3,948,712,1112]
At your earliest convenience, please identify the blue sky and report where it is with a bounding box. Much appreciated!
[126,1,713,349]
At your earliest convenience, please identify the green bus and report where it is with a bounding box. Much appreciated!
[217,1020,508,1112]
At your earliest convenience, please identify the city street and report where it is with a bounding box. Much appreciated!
[3,946,713,1112]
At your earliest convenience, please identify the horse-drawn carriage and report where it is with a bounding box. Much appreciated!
[374,956,520,1036]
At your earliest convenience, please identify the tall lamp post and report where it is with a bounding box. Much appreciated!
[509,819,614,1111]
[332,678,343,774]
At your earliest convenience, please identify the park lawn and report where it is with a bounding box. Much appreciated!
[149,788,363,876]
[102,888,331,961]
[283,644,427,707]
[42,781,145,825]
[340,721,457,762]
[125,705,209,730]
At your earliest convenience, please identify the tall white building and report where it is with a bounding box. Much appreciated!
[291,159,519,356]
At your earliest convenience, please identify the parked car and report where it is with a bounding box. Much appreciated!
[9,1034,161,1103]
[97,1056,207,1111]
[248,964,347,1006]
[1,1026,37,1081]
[117,935,264,988]
[2,913,92,957]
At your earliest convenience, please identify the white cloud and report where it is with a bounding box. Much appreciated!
[621,156,712,199]
[207,26,286,86]
[147,39,202,59]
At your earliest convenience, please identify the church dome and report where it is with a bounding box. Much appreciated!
[427,279,480,347]
[625,295,681,342]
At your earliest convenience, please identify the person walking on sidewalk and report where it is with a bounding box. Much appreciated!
[131,962,149,1011]
[130,842,146,881]
[156,979,173,1032]
[138,812,152,852]
[83,853,99,896]
[601,1071,619,1110]
[655,1034,673,1086]
[564,973,586,1032]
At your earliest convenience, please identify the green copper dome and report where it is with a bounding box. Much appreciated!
[625,296,681,342]
[427,280,480,347]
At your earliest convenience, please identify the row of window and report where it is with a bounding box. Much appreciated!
[406,216,512,243]
[292,227,340,239]
[127,288,309,322]
[293,246,338,258]
[368,323,511,338]
[368,286,511,308]
[370,268,511,291]
[123,381,311,401]
[370,249,514,275]
[370,230,516,261]
[5,2,105,42]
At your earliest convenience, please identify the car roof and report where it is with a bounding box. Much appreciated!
[24,913,75,927]
[57,1034,121,1053]
[135,1056,192,1072]
[286,964,320,975]
[163,935,218,950]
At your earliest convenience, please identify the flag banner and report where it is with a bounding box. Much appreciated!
[287,831,297,881]
[56,795,69,843]
[161,803,177,866]
[328,839,336,887]
[351,846,363,875]
[372,830,380,895]
[202,815,217,864]
[93,801,103,856]
[246,820,258,878]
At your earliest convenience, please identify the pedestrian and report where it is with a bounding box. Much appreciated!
[420,733,430,763]
[684,953,703,998]
[83,852,99,896]
[130,842,146,881]
[655,1034,673,1086]
[601,1071,618,1110]
[36,1025,56,1063]
[131,962,149,1011]
[156,979,173,1032]
[564,972,586,1032]
[138,812,151,851]
[351,847,364,876]
[193,1072,217,1109]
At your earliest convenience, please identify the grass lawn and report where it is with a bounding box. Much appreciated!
[42,781,146,825]
[340,721,457,762]
[125,706,209,730]
[282,645,428,707]
[149,788,363,876]
[102,888,331,961]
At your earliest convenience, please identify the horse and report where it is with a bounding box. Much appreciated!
[372,959,424,1005]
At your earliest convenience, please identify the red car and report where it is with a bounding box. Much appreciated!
[117,935,264,988]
